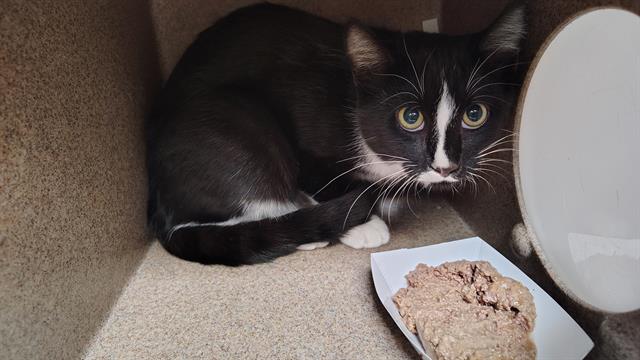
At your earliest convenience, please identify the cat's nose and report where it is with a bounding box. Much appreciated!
[431,164,459,177]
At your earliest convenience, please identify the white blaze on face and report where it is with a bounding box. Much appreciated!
[433,82,455,170]
[418,81,458,186]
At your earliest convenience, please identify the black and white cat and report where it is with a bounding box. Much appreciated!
[146,3,526,265]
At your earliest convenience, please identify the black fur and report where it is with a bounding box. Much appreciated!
[147,3,526,265]
[161,185,375,266]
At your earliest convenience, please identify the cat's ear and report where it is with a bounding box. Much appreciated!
[480,2,527,55]
[346,24,389,75]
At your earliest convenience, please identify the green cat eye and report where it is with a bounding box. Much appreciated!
[397,106,425,131]
[462,103,489,129]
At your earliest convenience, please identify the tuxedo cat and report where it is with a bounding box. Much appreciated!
[147,3,526,265]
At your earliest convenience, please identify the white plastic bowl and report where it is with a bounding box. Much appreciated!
[371,237,593,359]
[515,8,640,313]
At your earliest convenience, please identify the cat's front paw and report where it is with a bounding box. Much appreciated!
[340,215,390,249]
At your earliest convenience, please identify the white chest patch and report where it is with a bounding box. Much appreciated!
[355,131,407,182]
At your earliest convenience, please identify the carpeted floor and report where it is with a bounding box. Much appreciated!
[84,198,474,359]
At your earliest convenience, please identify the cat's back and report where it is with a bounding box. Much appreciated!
[166,3,344,87]
[214,3,337,31]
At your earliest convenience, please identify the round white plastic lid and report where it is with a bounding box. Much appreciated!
[516,8,640,313]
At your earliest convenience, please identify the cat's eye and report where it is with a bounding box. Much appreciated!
[462,103,489,129]
[397,106,425,131]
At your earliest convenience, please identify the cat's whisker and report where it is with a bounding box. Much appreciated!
[478,138,516,153]
[343,169,406,230]
[477,141,516,155]
[313,160,408,196]
[474,94,509,105]
[370,173,403,220]
[367,172,406,219]
[381,91,420,103]
[477,133,516,155]
[476,161,512,175]
[449,184,456,197]
[468,61,530,91]
[340,135,377,151]
[468,170,486,186]
[466,46,502,92]
[480,137,516,148]
[466,174,479,198]
[481,138,516,149]
[477,141,516,157]
[475,147,516,158]
[405,176,420,219]
[420,49,435,93]
[454,182,462,195]
[336,153,409,163]
[402,35,423,95]
[465,176,478,199]
[477,158,513,165]
[477,163,511,177]
[456,178,464,193]
[387,175,414,224]
[470,82,521,96]
[367,170,401,218]
[468,170,496,194]
[394,176,416,222]
[475,166,510,182]
[463,178,473,197]
[483,132,516,147]
[385,183,401,224]
[412,174,422,202]
[466,58,483,92]
[376,72,421,98]
[382,175,407,221]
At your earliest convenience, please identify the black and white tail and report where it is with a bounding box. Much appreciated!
[153,188,376,266]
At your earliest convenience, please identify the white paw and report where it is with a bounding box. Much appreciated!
[340,215,390,249]
[296,241,329,251]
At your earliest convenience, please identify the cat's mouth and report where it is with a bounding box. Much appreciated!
[417,170,459,186]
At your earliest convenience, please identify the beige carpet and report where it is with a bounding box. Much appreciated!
[85,198,473,359]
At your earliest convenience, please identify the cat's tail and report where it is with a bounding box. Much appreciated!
[155,187,375,266]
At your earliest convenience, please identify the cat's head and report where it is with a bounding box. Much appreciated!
[346,4,526,191]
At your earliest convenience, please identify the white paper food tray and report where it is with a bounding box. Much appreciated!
[371,237,594,359]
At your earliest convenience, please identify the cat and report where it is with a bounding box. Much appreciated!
[146,3,526,266]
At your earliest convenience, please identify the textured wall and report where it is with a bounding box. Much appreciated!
[0,1,439,358]
[150,0,441,79]
[440,0,510,35]
[0,1,160,358]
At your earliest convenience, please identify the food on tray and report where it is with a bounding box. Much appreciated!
[393,260,536,360]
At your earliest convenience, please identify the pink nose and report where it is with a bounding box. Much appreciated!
[432,164,459,177]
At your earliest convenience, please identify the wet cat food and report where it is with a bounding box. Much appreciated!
[393,260,536,360]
